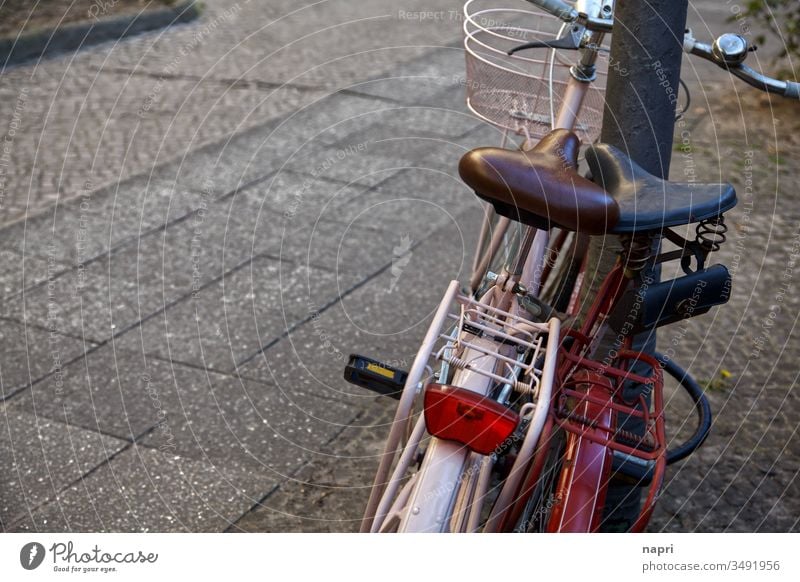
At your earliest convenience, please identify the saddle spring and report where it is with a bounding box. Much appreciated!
[621,235,654,275]
[695,215,728,252]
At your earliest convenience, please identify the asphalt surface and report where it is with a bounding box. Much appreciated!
[0,0,798,532]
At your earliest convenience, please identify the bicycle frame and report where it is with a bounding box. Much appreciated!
[361,0,611,533]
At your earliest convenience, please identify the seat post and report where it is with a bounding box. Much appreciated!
[586,0,690,533]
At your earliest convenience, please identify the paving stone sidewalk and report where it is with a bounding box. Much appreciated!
[1,0,798,533]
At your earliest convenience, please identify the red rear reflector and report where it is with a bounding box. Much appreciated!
[423,384,520,455]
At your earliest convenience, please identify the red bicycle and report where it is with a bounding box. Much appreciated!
[461,136,734,532]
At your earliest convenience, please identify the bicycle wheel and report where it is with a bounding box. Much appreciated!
[513,421,566,532]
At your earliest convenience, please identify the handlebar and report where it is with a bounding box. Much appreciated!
[520,3,798,100]
[524,0,613,32]
[684,31,800,100]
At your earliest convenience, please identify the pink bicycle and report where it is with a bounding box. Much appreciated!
[346,0,799,533]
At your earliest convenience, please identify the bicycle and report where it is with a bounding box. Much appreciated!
[346,0,800,533]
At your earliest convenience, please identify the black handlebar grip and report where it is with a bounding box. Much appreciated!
[784,81,800,100]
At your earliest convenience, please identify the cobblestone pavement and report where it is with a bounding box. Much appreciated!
[0,0,798,533]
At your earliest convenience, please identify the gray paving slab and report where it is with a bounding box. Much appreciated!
[2,174,412,345]
[8,344,360,476]
[0,0,465,225]
[0,319,94,401]
[155,91,415,197]
[224,91,411,158]
[349,104,484,142]
[2,185,299,342]
[345,44,464,98]
[208,170,404,278]
[327,189,464,243]
[242,169,382,220]
[375,166,471,202]
[0,249,65,301]
[192,96,473,196]
[326,165,481,242]
[278,140,436,189]
[238,205,483,405]
[0,65,328,226]
[0,410,128,529]
[151,138,275,199]
[3,226,205,343]
[82,1,462,88]
[0,175,207,267]
[285,114,486,242]
[134,371,361,475]
[9,346,170,441]
[111,255,354,372]
[0,0,201,67]
[10,445,272,533]
[232,398,396,532]
[279,217,400,280]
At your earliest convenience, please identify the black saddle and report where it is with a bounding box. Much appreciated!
[585,144,737,234]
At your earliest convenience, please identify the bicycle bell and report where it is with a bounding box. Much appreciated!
[712,33,749,66]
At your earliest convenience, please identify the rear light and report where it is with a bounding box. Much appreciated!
[423,384,520,455]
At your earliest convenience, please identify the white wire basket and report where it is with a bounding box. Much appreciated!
[463,0,609,143]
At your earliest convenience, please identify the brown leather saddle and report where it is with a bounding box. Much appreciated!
[459,129,736,234]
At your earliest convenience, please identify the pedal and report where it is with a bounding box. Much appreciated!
[344,354,409,400]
